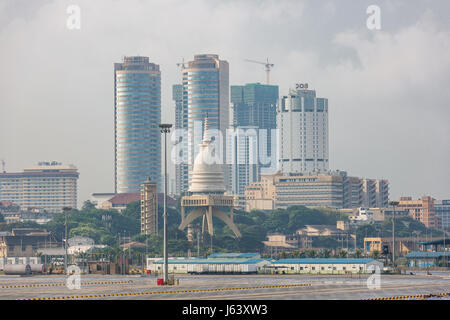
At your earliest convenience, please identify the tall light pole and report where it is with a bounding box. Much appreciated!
[62,207,71,275]
[389,201,399,271]
[159,123,172,284]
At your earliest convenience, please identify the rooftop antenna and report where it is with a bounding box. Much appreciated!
[244,58,274,84]
[1,159,5,173]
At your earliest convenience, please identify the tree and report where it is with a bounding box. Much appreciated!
[82,200,96,211]
[337,249,348,258]
[371,250,380,259]
[305,249,316,258]
[352,249,363,258]
[318,249,331,258]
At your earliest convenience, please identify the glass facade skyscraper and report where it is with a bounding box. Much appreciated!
[173,84,188,195]
[229,83,278,195]
[231,83,278,130]
[180,54,229,192]
[114,56,161,193]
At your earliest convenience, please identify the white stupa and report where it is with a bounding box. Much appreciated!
[179,118,241,238]
[188,117,225,194]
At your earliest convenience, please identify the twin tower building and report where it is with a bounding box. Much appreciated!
[114,54,329,198]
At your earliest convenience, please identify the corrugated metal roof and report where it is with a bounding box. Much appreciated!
[406,251,450,258]
[273,258,376,265]
[152,258,268,265]
[208,253,260,258]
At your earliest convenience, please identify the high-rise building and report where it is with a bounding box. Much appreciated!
[230,82,278,134]
[435,200,450,229]
[140,177,158,235]
[173,84,189,195]
[114,56,161,193]
[228,126,259,207]
[362,179,389,208]
[230,83,279,188]
[182,54,229,190]
[0,162,79,213]
[278,87,329,174]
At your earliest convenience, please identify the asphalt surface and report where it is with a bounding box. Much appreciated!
[1,273,449,300]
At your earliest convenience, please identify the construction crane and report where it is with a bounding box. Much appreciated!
[176,58,187,70]
[244,58,274,84]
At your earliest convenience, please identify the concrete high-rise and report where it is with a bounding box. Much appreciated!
[182,54,229,190]
[278,87,329,174]
[114,56,161,193]
[140,177,158,235]
[0,162,79,213]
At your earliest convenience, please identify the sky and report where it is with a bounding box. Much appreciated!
[1,0,449,208]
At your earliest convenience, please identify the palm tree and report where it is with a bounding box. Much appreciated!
[305,249,316,258]
[353,249,363,258]
[338,249,348,258]
[318,249,331,258]
[371,250,380,259]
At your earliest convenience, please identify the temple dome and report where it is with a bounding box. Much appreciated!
[188,118,225,194]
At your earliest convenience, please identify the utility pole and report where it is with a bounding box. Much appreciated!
[389,201,399,272]
[62,207,71,275]
[159,123,172,284]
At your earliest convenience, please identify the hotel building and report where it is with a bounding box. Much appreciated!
[0,162,79,213]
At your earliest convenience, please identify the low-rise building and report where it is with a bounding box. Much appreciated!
[263,233,311,252]
[244,171,389,211]
[100,192,176,213]
[0,228,57,258]
[0,202,53,224]
[406,251,450,268]
[397,196,440,229]
[148,257,271,274]
[269,258,383,274]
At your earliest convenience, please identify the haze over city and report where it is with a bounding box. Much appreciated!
[1,0,450,206]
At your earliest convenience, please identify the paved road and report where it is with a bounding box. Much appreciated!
[1,274,449,300]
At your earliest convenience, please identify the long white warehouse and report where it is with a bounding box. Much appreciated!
[148,257,270,274]
[269,258,383,274]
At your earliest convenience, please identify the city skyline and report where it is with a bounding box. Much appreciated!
[1,0,450,206]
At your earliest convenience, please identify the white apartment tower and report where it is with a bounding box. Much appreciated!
[278,87,329,174]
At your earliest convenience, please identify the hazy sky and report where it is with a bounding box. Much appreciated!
[1,0,449,207]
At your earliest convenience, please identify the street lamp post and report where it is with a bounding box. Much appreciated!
[62,207,72,275]
[389,201,399,272]
[159,123,172,284]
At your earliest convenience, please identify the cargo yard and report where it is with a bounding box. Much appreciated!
[1,273,449,300]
